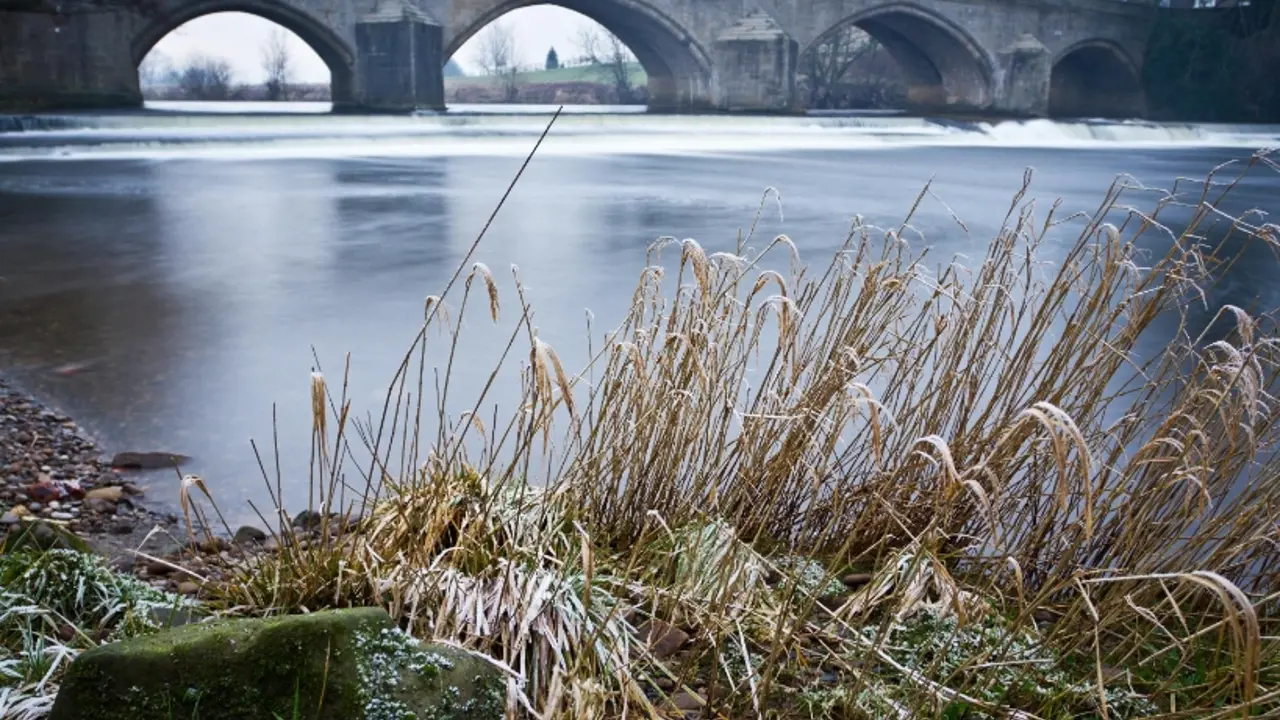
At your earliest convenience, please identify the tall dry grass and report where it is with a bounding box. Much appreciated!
[199,140,1280,718]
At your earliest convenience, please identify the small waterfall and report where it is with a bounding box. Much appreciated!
[0,115,95,133]
[0,109,1276,161]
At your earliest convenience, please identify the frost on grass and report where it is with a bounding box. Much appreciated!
[830,613,1160,719]
[0,548,189,719]
[772,554,845,597]
[355,627,460,720]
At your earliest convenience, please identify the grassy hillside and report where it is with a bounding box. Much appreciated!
[445,62,647,89]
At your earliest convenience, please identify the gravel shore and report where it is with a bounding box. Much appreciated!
[1,376,325,598]
[1,376,180,566]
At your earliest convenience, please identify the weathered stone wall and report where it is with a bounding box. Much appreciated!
[0,0,1158,115]
[711,11,800,112]
[0,13,141,110]
[427,0,1156,114]
[349,6,445,111]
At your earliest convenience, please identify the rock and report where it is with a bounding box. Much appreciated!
[57,624,77,642]
[144,561,174,576]
[50,511,75,521]
[232,525,267,545]
[109,451,189,470]
[85,497,116,514]
[28,502,42,512]
[818,593,851,610]
[52,360,96,376]
[176,581,200,596]
[637,619,689,659]
[49,607,505,720]
[841,572,873,588]
[291,509,324,530]
[669,690,704,711]
[655,677,676,691]
[0,520,93,554]
[147,605,206,629]
[25,480,63,503]
[1,511,19,526]
[85,486,124,502]
[197,537,230,554]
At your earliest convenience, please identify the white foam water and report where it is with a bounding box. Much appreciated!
[0,107,1276,162]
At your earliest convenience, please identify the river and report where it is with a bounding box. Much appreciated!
[1,105,1278,525]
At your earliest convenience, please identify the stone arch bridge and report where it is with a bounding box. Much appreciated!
[0,0,1155,116]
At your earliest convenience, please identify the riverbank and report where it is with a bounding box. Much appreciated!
[3,118,1279,717]
[0,376,180,569]
[1,375,353,598]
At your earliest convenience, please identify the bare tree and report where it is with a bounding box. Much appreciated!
[474,21,520,102]
[176,56,234,101]
[474,22,513,76]
[798,25,902,109]
[138,50,175,90]
[261,28,293,101]
[576,24,637,103]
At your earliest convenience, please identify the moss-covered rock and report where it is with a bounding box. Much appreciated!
[1,519,95,554]
[48,607,505,720]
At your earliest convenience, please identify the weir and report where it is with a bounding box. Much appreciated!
[2,115,1277,164]
[0,0,1157,116]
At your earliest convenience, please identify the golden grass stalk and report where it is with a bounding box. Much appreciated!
[210,150,1280,718]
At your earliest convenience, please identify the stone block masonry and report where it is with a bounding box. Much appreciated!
[0,0,1158,116]
[713,11,801,113]
[350,7,446,111]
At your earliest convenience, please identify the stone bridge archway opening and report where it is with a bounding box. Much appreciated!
[445,0,714,112]
[1049,42,1145,119]
[134,7,354,107]
[800,4,995,113]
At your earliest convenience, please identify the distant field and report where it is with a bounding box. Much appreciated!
[446,63,648,88]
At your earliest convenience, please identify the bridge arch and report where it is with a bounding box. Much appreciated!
[1049,40,1145,119]
[802,2,996,112]
[445,0,714,111]
[132,1,356,104]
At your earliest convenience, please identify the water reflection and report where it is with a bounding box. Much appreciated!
[0,162,175,455]
[0,145,1276,525]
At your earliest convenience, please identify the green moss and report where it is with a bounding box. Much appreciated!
[48,608,504,720]
[50,608,382,720]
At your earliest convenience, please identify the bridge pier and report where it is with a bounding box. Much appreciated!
[712,11,800,113]
[346,6,446,113]
[994,34,1052,118]
[0,12,142,112]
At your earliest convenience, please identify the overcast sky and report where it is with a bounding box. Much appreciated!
[146,8,596,84]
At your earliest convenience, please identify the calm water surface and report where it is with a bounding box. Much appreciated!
[1,111,1278,523]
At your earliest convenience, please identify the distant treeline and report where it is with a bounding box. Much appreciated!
[144,83,332,102]
[448,80,646,105]
[1144,3,1280,122]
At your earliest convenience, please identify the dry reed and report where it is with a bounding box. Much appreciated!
[197,148,1280,719]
